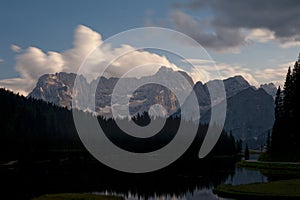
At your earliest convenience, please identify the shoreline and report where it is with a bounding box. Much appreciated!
[213,179,300,200]
[214,160,300,199]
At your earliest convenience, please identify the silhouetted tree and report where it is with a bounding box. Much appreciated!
[283,67,293,118]
[272,86,284,153]
[266,130,271,153]
[235,139,242,154]
[244,144,250,160]
[0,88,238,164]
[274,86,283,119]
[271,54,300,159]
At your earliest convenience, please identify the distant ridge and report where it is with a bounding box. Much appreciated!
[28,67,275,147]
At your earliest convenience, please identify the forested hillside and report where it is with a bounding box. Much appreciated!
[271,56,300,160]
[0,88,239,164]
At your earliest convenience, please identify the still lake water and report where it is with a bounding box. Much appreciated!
[1,154,267,200]
[96,165,267,200]
[95,154,267,200]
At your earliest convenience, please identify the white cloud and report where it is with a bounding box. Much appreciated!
[245,29,300,48]
[243,28,300,49]
[62,25,102,73]
[0,47,64,94]
[0,58,4,62]
[245,28,275,43]
[15,47,64,80]
[0,78,27,96]
[254,67,287,86]
[278,61,295,68]
[279,38,300,48]
[186,59,258,85]
[0,25,179,95]
[187,59,287,87]
[10,44,22,52]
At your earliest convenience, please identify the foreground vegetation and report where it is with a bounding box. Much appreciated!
[259,152,300,162]
[237,160,300,171]
[271,56,300,159]
[238,159,300,179]
[214,179,300,199]
[214,160,300,199]
[32,193,123,200]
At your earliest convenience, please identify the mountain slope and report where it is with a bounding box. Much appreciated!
[260,83,277,98]
[201,87,274,148]
[28,67,193,117]
[28,70,275,145]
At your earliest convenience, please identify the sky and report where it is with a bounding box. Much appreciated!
[1,0,300,95]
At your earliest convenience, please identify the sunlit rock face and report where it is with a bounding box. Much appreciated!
[29,68,275,147]
[28,67,192,117]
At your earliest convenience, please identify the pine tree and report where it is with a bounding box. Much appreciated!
[272,86,284,154]
[292,59,300,151]
[235,139,242,154]
[266,130,271,153]
[292,60,300,119]
[274,86,283,120]
[271,53,300,156]
[244,144,250,160]
[283,67,293,118]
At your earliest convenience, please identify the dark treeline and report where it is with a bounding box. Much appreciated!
[0,89,80,162]
[271,54,300,160]
[0,88,239,165]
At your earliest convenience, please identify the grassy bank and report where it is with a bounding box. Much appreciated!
[237,160,300,171]
[259,153,300,162]
[237,160,300,178]
[214,161,300,199]
[213,179,300,199]
[32,193,124,200]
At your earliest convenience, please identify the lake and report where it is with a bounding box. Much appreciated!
[1,153,268,200]
[97,162,267,200]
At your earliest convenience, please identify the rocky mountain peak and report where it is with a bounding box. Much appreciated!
[260,83,277,98]
[28,70,275,146]
[28,67,194,117]
[28,72,89,109]
[223,75,251,98]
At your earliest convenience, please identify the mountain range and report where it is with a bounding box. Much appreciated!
[28,67,276,147]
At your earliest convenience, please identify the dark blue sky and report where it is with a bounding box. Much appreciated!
[0,0,177,78]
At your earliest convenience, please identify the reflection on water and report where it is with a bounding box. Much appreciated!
[249,153,260,160]
[97,165,267,200]
[1,155,267,200]
[225,166,267,186]
[98,154,267,200]
[107,188,224,200]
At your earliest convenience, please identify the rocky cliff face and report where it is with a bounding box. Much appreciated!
[184,75,253,115]
[260,83,277,98]
[28,67,192,117]
[29,73,76,109]
[28,67,275,145]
